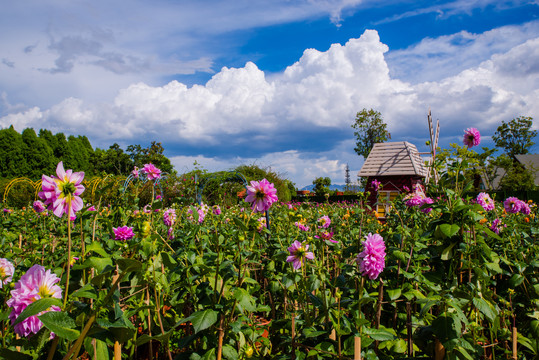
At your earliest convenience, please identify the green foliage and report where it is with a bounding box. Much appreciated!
[492,116,537,159]
[351,108,391,159]
[490,154,536,191]
[312,176,331,196]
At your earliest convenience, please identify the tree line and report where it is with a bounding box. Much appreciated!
[0,126,173,179]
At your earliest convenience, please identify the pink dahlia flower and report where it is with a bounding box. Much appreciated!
[476,192,495,211]
[257,217,267,232]
[518,200,531,215]
[142,163,161,180]
[317,215,331,229]
[315,230,337,244]
[294,221,310,232]
[405,194,424,207]
[420,197,434,214]
[356,233,386,280]
[371,179,382,192]
[286,240,315,270]
[245,179,278,213]
[38,161,85,219]
[0,258,15,288]
[490,218,505,234]
[132,166,140,179]
[33,200,46,213]
[504,197,521,214]
[213,205,221,215]
[163,209,176,227]
[7,265,62,337]
[113,226,135,241]
[463,128,481,148]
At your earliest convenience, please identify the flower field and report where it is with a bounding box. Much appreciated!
[1,145,538,359]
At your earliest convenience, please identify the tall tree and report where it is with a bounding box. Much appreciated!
[21,128,55,178]
[351,108,391,159]
[492,116,537,159]
[0,126,28,178]
[312,177,331,196]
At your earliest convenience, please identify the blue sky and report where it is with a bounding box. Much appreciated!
[1,0,538,187]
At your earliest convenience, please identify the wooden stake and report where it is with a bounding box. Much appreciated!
[217,314,225,360]
[354,336,361,360]
[512,326,517,360]
[434,339,445,360]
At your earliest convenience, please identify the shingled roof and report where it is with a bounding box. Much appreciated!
[358,141,427,177]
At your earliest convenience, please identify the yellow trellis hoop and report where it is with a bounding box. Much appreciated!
[2,177,42,205]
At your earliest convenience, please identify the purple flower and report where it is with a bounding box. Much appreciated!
[476,192,495,211]
[518,200,531,215]
[356,233,386,280]
[163,209,176,227]
[0,258,15,288]
[371,179,381,192]
[405,194,424,207]
[286,240,315,270]
[213,205,221,215]
[317,215,331,228]
[257,217,267,232]
[132,166,140,179]
[504,197,521,214]
[7,265,62,337]
[420,197,434,214]
[294,221,310,232]
[315,230,337,244]
[38,161,85,219]
[33,200,46,213]
[245,179,278,213]
[463,128,481,148]
[490,218,505,234]
[113,226,135,241]
[142,163,161,180]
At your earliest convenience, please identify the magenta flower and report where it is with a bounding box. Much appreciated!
[356,233,386,280]
[420,197,434,214]
[371,179,382,192]
[132,166,140,179]
[32,200,46,213]
[518,200,530,215]
[87,205,97,212]
[245,179,278,213]
[504,197,521,214]
[7,265,62,337]
[490,218,505,234]
[142,163,161,180]
[315,230,337,244]
[476,192,495,211]
[0,258,15,288]
[405,194,424,207]
[317,215,331,228]
[294,221,310,232]
[257,217,267,232]
[286,240,315,270]
[213,205,221,215]
[163,209,176,227]
[463,128,481,148]
[113,226,135,241]
[38,161,85,219]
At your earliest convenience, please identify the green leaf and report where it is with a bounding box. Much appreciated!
[85,241,109,257]
[14,297,63,325]
[234,288,256,313]
[441,242,457,261]
[117,258,142,273]
[387,288,401,301]
[39,311,80,341]
[472,297,497,323]
[0,348,33,360]
[85,256,113,274]
[70,283,98,299]
[222,344,238,359]
[363,327,396,341]
[391,339,407,353]
[438,224,460,238]
[186,309,218,334]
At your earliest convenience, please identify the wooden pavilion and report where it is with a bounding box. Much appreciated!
[358,141,427,218]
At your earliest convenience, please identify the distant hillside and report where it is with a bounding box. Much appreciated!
[300,184,348,191]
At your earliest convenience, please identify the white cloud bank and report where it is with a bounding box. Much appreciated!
[1,25,539,187]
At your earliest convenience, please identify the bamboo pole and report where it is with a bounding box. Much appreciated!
[354,336,361,360]
[406,302,413,357]
[512,326,517,360]
[217,314,225,360]
[434,339,445,360]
